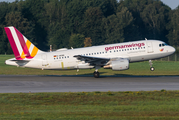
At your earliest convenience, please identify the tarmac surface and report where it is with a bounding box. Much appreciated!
[0,75,179,93]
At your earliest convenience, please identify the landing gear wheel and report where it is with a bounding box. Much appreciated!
[93,71,100,78]
[150,67,155,71]
[149,60,155,71]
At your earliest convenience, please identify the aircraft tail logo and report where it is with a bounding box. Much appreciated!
[4,26,42,60]
[160,48,164,52]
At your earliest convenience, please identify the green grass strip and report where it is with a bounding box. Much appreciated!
[0,91,179,119]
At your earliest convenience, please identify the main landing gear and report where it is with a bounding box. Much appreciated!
[149,60,155,71]
[93,66,101,78]
[93,71,99,78]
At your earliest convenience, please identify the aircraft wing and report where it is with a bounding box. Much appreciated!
[73,55,110,66]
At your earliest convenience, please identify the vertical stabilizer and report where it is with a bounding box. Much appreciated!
[4,26,43,60]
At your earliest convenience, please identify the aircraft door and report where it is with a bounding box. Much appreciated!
[147,42,154,53]
[42,54,48,67]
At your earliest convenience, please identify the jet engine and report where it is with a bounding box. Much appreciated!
[104,58,129,71]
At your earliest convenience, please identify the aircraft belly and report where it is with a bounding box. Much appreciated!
[130,52,172,62]
[25,60,42,68]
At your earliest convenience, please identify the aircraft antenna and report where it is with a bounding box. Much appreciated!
[50,45,52,52]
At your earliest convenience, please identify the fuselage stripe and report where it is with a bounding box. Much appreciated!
[31,46,38,57]
[61,62,64,69]
[15,28,30,57]
[26,40,31,50]
[4,27,21,59]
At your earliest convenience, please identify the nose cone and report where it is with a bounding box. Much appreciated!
[170,46,176,54]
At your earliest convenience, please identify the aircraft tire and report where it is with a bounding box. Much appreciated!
[93,72,99,78]
[150,67,155,71]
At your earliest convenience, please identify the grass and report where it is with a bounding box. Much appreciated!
[1,55,179,119]
[0,91,179,119]
[0,55,179,76]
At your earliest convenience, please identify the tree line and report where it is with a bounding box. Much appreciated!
[0,0,179,54]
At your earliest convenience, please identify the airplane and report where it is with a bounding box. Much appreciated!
[4,26,176,78]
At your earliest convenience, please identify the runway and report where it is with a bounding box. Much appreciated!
[0,75,179,93]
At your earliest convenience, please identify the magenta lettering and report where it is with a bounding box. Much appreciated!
[105,43,145,51]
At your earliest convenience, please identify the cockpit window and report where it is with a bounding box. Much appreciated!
[159,43,168,47]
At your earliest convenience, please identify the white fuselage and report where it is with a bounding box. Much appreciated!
[6,40,175,70]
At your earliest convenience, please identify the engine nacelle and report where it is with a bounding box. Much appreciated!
[104,58,129,71]
[111,58,129,70]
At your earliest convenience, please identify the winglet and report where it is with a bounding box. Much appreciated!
[4,26,43,60]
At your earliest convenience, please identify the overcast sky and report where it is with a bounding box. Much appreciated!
[0,0,179,10]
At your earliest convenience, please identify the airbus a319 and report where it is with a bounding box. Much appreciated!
[4,26,175,78]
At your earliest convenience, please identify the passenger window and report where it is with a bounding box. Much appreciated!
[59,57,61,59]
[94,53,96,55]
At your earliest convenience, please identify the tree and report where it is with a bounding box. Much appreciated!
[4,11,35,53]
[84,37,92,47]
[167,8,179,46]
[69,34,85,48]
[48,23,70,49]
[5,12,32,36]
[82,7,104,45]
[0,2,8,53]
[102,7,133,44]
[140,1,170,42]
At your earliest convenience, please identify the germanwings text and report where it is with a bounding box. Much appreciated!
[105,43,145,51]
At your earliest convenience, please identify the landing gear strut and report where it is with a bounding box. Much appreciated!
[149,60,155,71]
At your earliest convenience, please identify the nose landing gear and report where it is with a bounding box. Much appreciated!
[149,60,155,71]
